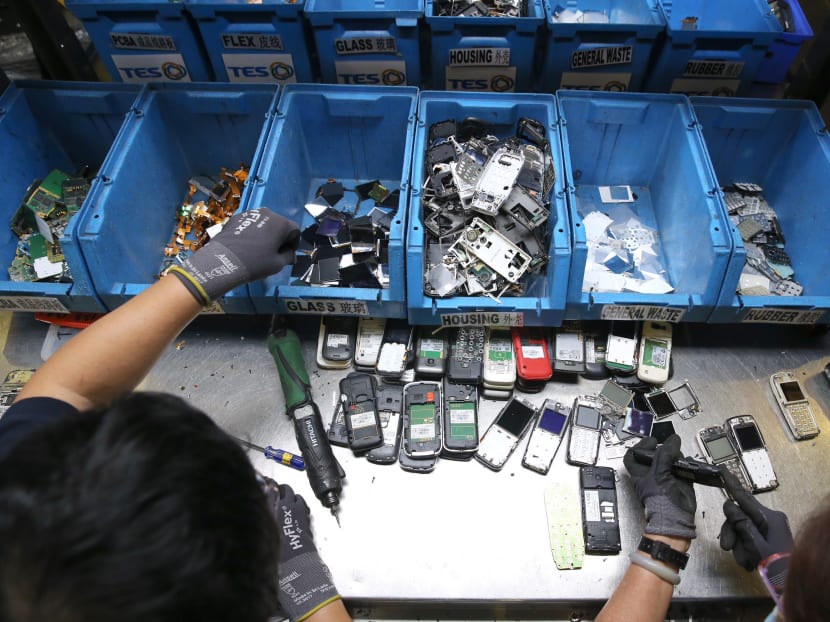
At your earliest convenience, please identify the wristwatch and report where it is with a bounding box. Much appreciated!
[638,536,689,570]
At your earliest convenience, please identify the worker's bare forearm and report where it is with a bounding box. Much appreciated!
[594,562,675,622]
[17,274,202,411]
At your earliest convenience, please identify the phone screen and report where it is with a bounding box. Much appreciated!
[651,420,675,443]
[734,423,764,451]
[538,407,567,436]
[448,402,476,441]
[647,391,676,417]
[624,408,654,436]
[600,381,633,410]
[780,380,805,402]
[410,402,437,442]
[575,405,601,430]
[495,400,536,436]
[613,322,638,340]
[705,435,737,461]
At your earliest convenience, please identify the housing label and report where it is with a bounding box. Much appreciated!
[441,312,524,327]
[571,45,632,69]
[449,47,510,66]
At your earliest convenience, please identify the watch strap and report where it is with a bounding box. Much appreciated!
[638,535,689,570]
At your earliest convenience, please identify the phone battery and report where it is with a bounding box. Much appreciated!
[580,466,621,555]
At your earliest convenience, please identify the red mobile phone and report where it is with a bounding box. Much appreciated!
[512,327,553,382]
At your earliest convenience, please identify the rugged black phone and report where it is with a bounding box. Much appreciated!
[580,466,621,555]
[340,372,383,453]
[442,380,479,459]
[402,381,442,458]
[447,326,485,384]
[415,328,448,377]
[327,401,349,447]
[322,316,357,361]
[583,330,610,380]
[474,397,537,471]
[368,383,404,465]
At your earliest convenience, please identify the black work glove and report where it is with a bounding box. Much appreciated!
[168,207,300,304]
[718,471,793,571]
[623,434,697,540]
[269,484,341,622]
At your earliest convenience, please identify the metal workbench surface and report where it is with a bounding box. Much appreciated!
[3,314,829,620]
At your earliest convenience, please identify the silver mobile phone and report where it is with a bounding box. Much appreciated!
[726,415,778,493]
[566,397,603,467]
[769,371,820,440]
[475,398,537,471]
[522,400,570,474]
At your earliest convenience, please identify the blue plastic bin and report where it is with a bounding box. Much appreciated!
[425,0,545,92]
[188,0,316,84]
[692,97,830,325]
[407,91,571,327]
[65,0,213,82]
[757,0,813,84]
[75,83,279,313]
[645,0,781,96]
[558,90,732,323]
[304,0,423,86]
[537,0,665,93]
[0,81,139,313]
[244,84,418,317]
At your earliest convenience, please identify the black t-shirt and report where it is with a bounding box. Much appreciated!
[0,397,79,460]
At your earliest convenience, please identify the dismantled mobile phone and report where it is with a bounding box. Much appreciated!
[645,380,701,420]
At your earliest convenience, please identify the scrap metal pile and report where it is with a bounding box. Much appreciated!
[421,116,555,301]
[433,0,527,17]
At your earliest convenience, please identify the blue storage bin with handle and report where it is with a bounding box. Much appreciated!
[244,84,418,318]
[74,83,280,314]
[558,90,733,323]
[65,0,213,83]
[0,80,140,314]
[188,0,316,84]
[407,91,571,327]
[693,97,830,325]
[645,0,781,96]
[757,0,813,84]
[537,0,665,93]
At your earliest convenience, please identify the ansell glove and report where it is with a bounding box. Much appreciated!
[623,434,697,540]
[168,207,300,305]
[718,471,793,571]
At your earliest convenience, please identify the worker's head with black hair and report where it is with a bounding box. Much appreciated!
[0,392,280,622]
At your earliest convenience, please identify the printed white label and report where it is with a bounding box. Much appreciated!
[441,312,524,327]
[112,53,191,83]
[742,308,825,324]
[583,490,601,522]
[0,296,69,313]
[521,345,545,359]
[601,305,686,323]
[450,407,475,424]
[335,37,397,55]
[221,53,297,83]
[282,299,370,316]
[110,32,176,51]
[449,47,510,66]
[684,60,744,78]
[350,410,377,430]
[411,423,435,441]
[222,33,284,50]
[334,60,408,86]
[571,45,633,69]
[669,78,740,97]
[445,66,517,92]
[327,333,348,348]
[419,338,445,354]
[560,71,631,91]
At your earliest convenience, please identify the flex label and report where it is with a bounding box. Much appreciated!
[221,54,297,82]
[222,33,284,50]
[335,60,407,85]
[112,54,191,83]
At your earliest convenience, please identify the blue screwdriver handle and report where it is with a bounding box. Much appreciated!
[263,446,305,471]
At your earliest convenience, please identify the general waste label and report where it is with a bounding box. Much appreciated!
[110,32,176,51]
[560,71,631,91]
[335,37,397,55]
[112,53,191,83]
[449,47,510,66]
[684,60,744,78]
[0,296,69,313]
[571,45,633,69]
[222,33,284,50]
[221,53,297,83]
[282,298,370,316]
[445,66,517,92]
[600,305,686,322]
[741,308,825,324]
[440,312,524,327]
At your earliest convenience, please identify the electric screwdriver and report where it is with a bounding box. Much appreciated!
[267,325,345,524]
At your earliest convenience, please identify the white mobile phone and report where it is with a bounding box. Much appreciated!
[354,317,386,369]
[522,400,570,474]
[726,415,778,493]
[637,321,672,384]
[566,397,603,466]
[474,398,537,471]
[605,321,639,374]
[769,371,820,440]
[482,327,516,391]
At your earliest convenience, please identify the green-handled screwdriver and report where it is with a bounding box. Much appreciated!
[234,437,305,471]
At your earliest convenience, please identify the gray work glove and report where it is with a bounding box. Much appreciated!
[624,434,697,540]
[168,207,299,304]
[271,484,341,622]
[719,471,793,571]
